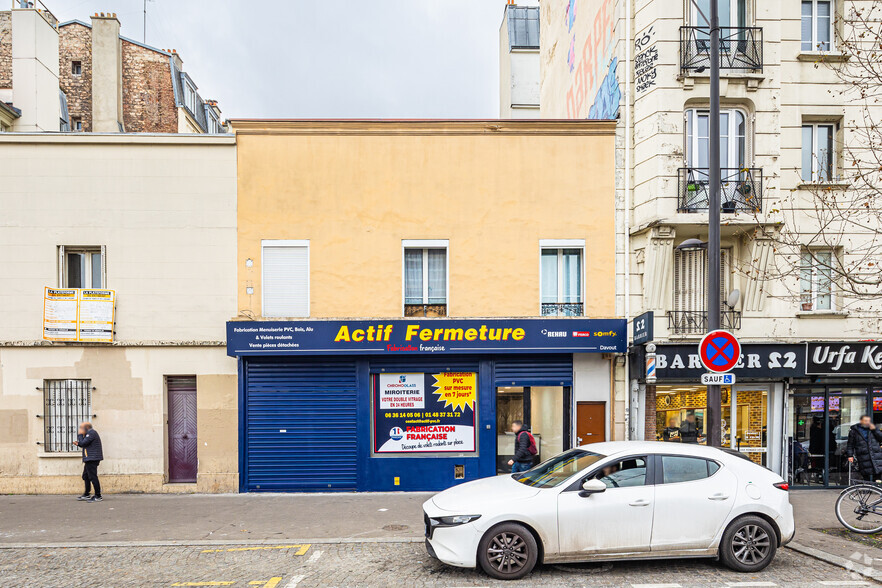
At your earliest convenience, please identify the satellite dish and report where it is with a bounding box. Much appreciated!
[726,289,741,309]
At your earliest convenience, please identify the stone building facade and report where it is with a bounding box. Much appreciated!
[539,0,882,488]
[0,5,225,134]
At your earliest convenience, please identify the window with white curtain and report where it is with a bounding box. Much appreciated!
[800,249,833,311]
[802,0,832,51]
[541,247,583,316]
[802,123,835,182]
[404,244,447,316]
[262,240,309,318]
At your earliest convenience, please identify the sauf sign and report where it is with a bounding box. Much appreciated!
[807,342,882,375]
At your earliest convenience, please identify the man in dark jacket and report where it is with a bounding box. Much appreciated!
[846,415,882,483]
[507,420,534,473]
[73,422,103,502]
[679,414,699,444]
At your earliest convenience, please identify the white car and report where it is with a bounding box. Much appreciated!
[423,441,794,580]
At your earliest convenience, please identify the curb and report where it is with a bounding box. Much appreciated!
[786,541,882,584]
[0,537,424,549]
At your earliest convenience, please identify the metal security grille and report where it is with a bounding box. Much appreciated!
[43,379,91,453]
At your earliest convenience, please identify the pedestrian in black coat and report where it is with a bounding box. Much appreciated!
[73,422,103,502]
[846,415,882,482]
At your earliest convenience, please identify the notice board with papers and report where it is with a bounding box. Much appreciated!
[43,287,115,343]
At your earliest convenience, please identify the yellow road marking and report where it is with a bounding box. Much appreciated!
[250,580,282,588]
[201,544,310,555]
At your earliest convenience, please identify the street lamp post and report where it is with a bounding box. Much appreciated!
[706,0,722,447]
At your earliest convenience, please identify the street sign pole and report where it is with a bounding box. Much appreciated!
[707,0,722,448]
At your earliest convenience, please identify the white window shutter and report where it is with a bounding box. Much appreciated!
[262,245,309,317]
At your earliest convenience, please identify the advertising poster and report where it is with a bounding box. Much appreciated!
[375,372,476,453]
[43,288,78,341]
[77,289,115,343]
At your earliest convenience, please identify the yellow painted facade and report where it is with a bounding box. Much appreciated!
[233,120,617,319]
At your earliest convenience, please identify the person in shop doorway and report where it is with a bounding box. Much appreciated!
[847,415,882,483]
[679,414,699,444]
[663,416,681,442]
[73,422,103,502]
[507,420,536,474]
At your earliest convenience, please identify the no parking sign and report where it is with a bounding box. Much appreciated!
[698,330,741,374]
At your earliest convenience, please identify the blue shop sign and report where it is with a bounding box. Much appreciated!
[226,318,626,357]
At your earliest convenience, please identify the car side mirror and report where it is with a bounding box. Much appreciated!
[579,478,607,497]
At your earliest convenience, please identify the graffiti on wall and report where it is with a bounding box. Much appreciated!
[634,26,658,94]
[565,0,620,120]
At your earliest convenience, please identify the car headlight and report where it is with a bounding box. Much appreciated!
[434,514,481,526]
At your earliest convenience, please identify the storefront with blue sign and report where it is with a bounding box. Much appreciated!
[227,318,626,492]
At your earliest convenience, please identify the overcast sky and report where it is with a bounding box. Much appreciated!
[47,0,531,119]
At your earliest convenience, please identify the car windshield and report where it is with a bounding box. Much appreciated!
[512,449,605,488]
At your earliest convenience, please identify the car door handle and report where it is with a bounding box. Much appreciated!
[629,499,651,507]
[708,493,730,501]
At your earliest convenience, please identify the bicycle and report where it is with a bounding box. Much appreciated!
[835,463,882,534]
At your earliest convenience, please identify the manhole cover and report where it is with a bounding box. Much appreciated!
[551,562,614,574]
[382,524,409,532]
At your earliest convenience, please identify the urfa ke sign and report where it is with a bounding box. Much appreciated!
[807,342,882,375]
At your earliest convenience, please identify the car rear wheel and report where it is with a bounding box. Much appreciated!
[477,523,538,580]
[719,515,777,573]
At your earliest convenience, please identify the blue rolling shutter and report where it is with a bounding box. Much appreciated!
[493,354,573,386]
[244,359,358,491]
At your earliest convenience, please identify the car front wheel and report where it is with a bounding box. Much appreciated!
[477,522,538,580]
[719,515,777,572]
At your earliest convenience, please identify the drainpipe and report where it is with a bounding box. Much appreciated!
[623,0,633,439]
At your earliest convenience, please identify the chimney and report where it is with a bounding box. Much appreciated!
[90,13,124,132]
[10,7,61,131]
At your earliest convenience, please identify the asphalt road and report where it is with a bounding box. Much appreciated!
[0,541,874,587]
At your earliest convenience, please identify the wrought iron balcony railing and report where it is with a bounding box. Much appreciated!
[680,26,763,73]
[667,310,742,335]
[541,302,584,317]
[678,167,762,213]
[404,303,447,318]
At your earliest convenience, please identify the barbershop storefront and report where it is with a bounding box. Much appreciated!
[227,318,625,492]
[632,341,882,488]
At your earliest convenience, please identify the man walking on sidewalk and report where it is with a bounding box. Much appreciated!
[846,415,882,483]
[507,420,535,474]
[73,422,103,502]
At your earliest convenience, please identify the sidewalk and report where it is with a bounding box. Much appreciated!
[1,488,881,580]
[0,492,430,545]
[786,490,882,582]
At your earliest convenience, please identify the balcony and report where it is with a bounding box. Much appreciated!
[678,167,762,213]
[667,310,742,336]
[680,26,763,73]
[541,303,584,317]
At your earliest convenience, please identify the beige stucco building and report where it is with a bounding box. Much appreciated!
[540,0,882,487]
[0,133,238,494]
[228,119,622,492]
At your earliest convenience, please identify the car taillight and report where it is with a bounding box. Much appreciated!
[773,482,789,491]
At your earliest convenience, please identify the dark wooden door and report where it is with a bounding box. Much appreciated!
[168,376,197,483]
[576,402,606,445]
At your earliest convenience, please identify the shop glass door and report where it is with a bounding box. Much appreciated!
[789,387,868,488]
[495,385,567,474]
[732,388,768,466]
[828,390,867,486]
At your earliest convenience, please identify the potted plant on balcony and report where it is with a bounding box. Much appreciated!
[801,301,813,311]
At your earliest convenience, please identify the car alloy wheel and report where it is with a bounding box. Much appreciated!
[487,531,528,574]
[731,523,771,565]
[478,522,538,580]
[719,515,777,573]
